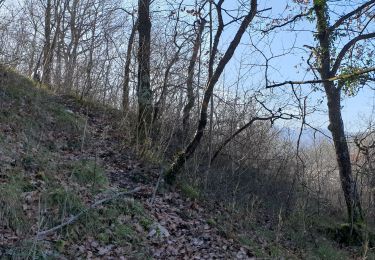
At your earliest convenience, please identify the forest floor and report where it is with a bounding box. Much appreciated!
[1,68,373,259]
[0,69,253,259]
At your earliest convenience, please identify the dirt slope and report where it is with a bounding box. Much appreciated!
[0,68,253,259]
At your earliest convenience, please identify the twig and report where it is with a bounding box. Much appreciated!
[81,106,88,152]
[35,187,142,240]
[150,168,164,205]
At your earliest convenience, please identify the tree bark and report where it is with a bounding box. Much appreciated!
[182,18,206,138]
[313,0,363,223]
[64,0,80,93]
[123,18,137,112]
[137,0,152,143]
[325,86,363,223]
[42,0,52,85]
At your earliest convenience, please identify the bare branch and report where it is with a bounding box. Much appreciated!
[165,0,258,184]
[211,113,293,164]
[267,67,375,88]
[261,8,313,33]
[329,0,375,31]
[331,32,375,75]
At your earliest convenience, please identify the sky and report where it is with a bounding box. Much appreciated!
[22,0,372,134]
[216,0,375,133]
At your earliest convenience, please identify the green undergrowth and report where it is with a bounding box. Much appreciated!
[325,222,375,247]
[179,182,200,200]
[41,187,85,227]
[5,240,49,260]
[200,194,375,259]
[0,174,30,234]
[79,198,152,240]
[55,195,153,258]
[0,68,84,146]
[0,68,153,258]
[71,159,108,191]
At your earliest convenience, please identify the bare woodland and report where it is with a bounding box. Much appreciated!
[1,0,375,256]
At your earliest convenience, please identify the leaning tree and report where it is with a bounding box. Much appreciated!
[164,0,258,184]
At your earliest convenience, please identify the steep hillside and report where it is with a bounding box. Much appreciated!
[2,68,374,260]
[0,68,254,259]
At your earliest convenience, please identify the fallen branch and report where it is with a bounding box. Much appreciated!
[149,168,164,205]
[35,187,142,240]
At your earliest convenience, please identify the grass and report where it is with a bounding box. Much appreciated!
[310,240,350,260]
[180,182,200,200]
[3,240,47,260]
[0,67,154,258]
[37,185,153,257]
[66,196,153,254]
[203,198,369,259]
[0,175,29,234]
[43,187,84,215]
[47,103,84,132]
[114,223,136,241]
[71,159,108,190]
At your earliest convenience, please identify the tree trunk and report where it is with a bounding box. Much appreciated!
[325,84,363,223]
[137,0,152,143]
[164,0,257,184]
[64,0,79,93]
[153,51,179,123]
[28,24,38,77]
[123,18,137,112]
[42,0,52,85]
[314,0,363,224]
[182,18,206,139]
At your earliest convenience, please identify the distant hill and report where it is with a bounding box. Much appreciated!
[278,126,332,147]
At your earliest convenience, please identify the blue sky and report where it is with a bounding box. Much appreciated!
[217,0,375,133]
[146,0,374,133]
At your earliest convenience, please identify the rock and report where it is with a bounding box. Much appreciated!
[148,222,170,238]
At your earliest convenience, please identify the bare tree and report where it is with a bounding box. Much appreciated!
[267,0,375,224]
[123,16,137,112]
[182,17,206,139]
[165,0,258,184]
[41,0,52,84]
